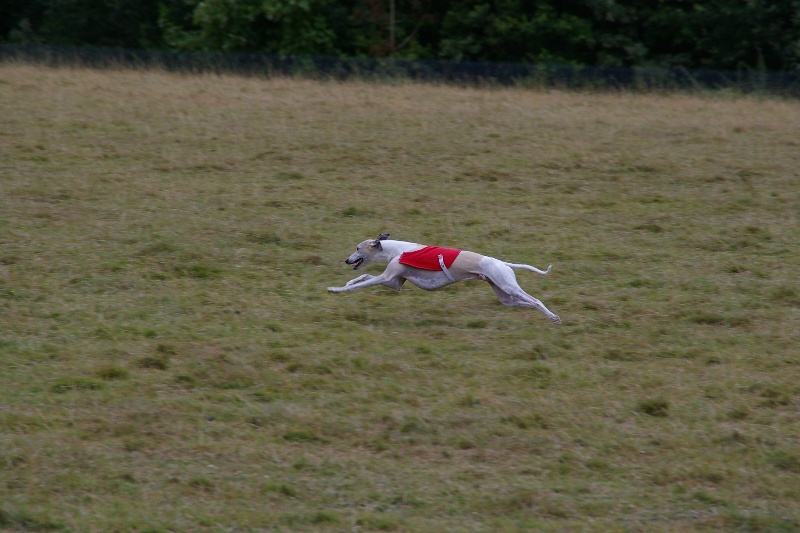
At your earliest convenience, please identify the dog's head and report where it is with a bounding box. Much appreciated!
[345,233,390,270]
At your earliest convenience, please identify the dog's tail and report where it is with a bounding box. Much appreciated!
[504,263,552,275]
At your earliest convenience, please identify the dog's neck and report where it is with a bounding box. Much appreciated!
[378,240,424,262]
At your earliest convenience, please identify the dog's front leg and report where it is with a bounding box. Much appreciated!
[328,274,404,293]
[345,274,374,286]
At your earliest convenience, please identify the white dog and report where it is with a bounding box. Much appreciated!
[327,233,561,324]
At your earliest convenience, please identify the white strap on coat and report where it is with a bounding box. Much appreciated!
[438,254,456,283]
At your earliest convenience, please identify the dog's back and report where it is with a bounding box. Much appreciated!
[448,251,485,278]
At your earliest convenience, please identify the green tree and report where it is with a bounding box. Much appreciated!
[438,0,594,63]
[1,0,798,70]
[159,0,345,55]
[3,0,165,48]
[1,0,45,44]
[682,0,800,70]
[582,0,800,70]
[347,0,446,58]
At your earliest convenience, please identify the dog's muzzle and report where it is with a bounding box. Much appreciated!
[346,257,364,270]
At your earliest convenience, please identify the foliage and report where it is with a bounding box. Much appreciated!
[1,0,799,70]
[2,0,167,48]
[582,0,800,69]
[438,0,594,63]
[159,0,342,54]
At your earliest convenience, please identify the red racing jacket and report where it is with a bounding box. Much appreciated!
[398,246,461,271]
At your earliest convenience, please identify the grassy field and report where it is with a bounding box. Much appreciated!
[1,63,799,532]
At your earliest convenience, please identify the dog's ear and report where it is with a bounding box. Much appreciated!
[370,233,389,251]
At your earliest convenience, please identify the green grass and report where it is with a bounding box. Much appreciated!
[1,63,799,531]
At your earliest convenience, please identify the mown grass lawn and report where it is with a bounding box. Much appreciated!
[1,63,799,532]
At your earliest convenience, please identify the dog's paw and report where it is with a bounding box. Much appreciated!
[327,287,341,293]
[550,315,561,324]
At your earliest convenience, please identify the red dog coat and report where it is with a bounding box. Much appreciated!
[399,246,462,271]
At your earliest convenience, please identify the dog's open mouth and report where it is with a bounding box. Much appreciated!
[351,258,364,270]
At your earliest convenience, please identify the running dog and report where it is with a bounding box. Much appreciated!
[327,233,561,324]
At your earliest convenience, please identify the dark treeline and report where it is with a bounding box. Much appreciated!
[2,0,799,71]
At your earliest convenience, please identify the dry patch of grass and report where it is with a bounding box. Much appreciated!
[1,63,799,531]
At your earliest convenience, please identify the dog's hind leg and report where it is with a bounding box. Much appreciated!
[511,289,561,324]
[484,262,561,324]
[488,280,561,323]
[487,281,519,306]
